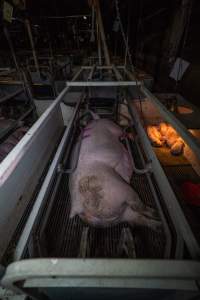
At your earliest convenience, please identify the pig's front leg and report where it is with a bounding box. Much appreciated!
[115,147,133,182]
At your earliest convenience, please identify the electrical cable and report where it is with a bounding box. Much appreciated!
[135,0,143,69]
[115,0,144,119]
[115,0,134,72]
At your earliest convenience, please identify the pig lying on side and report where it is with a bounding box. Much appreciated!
[69,117,161,231]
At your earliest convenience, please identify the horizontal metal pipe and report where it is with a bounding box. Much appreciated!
[0,88,24,104]
[42,14,91,19]
[82,65,125,69]
[2,259,200,289]
[67,81,140,87]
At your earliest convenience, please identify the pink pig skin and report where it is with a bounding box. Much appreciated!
[69,119,161,230]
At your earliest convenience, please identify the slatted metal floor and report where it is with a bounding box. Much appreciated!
[164,165,200,246]
[32,139,168,259]
[2,104,175,262]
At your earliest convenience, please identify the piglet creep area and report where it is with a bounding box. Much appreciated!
[31,137,170,260]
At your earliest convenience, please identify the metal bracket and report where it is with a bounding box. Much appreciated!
[125,137,152,174]
[118,228,136,258]
[78,227,89,258]
[57,132,82,174]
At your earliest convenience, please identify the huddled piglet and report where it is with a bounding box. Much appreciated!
[147,122,184,155]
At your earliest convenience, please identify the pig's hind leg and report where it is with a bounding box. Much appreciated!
[126,191,160,222]
[122,206,162,232]
[142,206,160,221]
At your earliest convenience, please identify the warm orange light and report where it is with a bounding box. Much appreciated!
[147,122,184,155]
[177,106,193,115]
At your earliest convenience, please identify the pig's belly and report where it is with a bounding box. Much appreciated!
[80,141,133,182]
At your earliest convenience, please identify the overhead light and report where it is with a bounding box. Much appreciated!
[83,16,87,20]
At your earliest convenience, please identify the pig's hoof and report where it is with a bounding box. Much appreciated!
[143,207,160,221]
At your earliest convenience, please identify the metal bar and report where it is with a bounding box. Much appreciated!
[78,227,89,258]
[0,107,33,142]
[0,265,5,280]
[3,26,20,71]
[82,65,125,70]
[0,84,69,180]
[18,106,34,122]
[134,137,172,258]
[88,65,96,80]
[67,81,139,87]
[127,99,200,259]
[0,69,16,76]
[0,68,11,71]
[83,65,124,70]
[124,68,136,80]
[42,14,91,19]
[14,95,83,260]
[71,67,83,81]
[97,22,102,66]
[37,111,81,244]
[141,85,200,162]
[142,8,167,22]
[57,131,83,174]
[112,65,123,81]
[95,0,111,66]
[2,259,200,290]
[21,70,34,103]
[0,88,24,104]
[25,19,40,75]
[118,228,136,258]
[125,138,151,174]
[0,80,24,84]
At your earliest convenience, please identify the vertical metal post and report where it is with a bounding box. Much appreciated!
[25,19,40,75]
[3,26,20,71]
[94,0,111,66]
[97,23,102,66]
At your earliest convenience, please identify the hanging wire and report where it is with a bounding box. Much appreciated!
[114,0,144,118]
[124,0,131,69]
[115,0,134,72]
[90,5,95,42]
[135,0,143,69]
